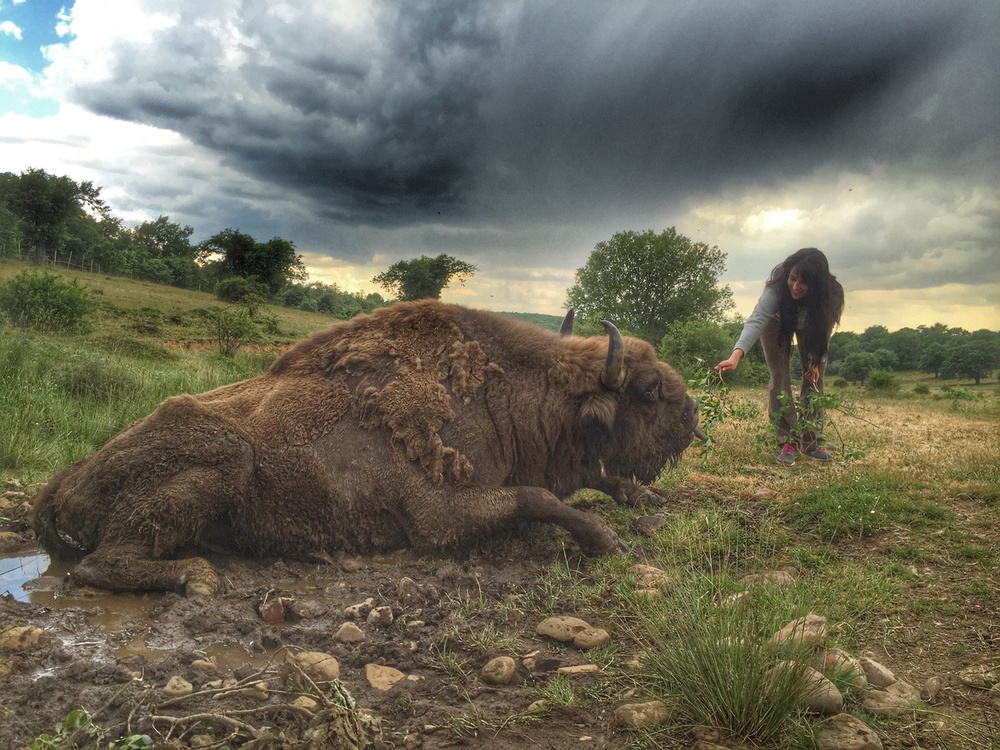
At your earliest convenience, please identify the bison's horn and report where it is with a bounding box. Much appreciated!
[559,309,575,336]
[600,320,626,390]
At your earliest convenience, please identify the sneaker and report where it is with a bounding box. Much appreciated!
[776,443,797,466]
[805,449,833,461]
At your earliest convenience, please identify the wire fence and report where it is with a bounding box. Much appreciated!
[0,242,109,275]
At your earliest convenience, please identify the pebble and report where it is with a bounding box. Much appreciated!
[556,664,599,675]
[818,648,867,688]
[628,564,672,589]
[613,700,669,727]
[859,657,896,688]
[861,689,912,717]
[573,627,611,650]
[921,676,943,703]
[291,696,318,711]
[816,712,883,750]
[335,622,366,643]
[366,663,406,691]
[191,657,218,672]
[289,651,341,682]
[258,596,286,624]
[366,606,394,628]
[163,675,194,698]
[481,656,516,685]
[771,614,828,649]
[768,662,843,715]
[957,663,998,690]
[344,598,374,619]
[631,515,668,536]
[0,531,25,553]
[536,616,591,642]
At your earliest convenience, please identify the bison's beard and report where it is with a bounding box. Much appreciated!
[604,449,679,484]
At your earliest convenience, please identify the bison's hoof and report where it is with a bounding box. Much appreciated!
[577,517,626,557]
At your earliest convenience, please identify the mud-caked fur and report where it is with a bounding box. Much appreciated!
[34,300,701,594]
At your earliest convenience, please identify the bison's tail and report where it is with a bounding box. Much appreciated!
[32,464,90,559]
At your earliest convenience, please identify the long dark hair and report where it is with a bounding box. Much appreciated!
[764,248,844,362]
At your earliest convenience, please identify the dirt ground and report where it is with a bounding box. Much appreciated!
[1,486,998,750]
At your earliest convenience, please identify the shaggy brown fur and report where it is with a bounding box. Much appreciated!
[33,301,702,595]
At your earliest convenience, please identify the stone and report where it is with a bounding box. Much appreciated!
[191,657,218,672]
[920,676,943,703]
[403,734,423,749]
[536,616,591,642]
[557,664,599,675]
[481,656,516,685]
[742,569,795,586]
[859,657,896,688]
[752,487,778,499]
[249,681,269,700]
[189,735,215,748]
[289,651,341,682]
[523,655,561,674]
[768,662,843,715]
[335,622,366,644]
[885,679,921,702]
[613,700,669,728]
[163,675,194,698]
[0,626,51,650]
[957,664,999,690]
[628,564,672,589]
[816,712,883,750]
[771,614,828,649]
[527,700,546,713]
[366,663,406,691]
[258,596,286,624]
[631,515,668,536]
[291,695,318,711]
[0,531,25,553]
[573,627,610,650]
[344,597,374,619]
[287,599,327,620]
[367,605,394,628]
[819,648,867,688]
[861,689,912,717]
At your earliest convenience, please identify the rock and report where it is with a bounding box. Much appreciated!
[920,676,943,703]
[258,596,286,624]
[859,657,896,688]
[771,614,828,649]
[0,626,51,650]
[189,735,215,748]
[752,487,778,499]
[163,675,194,698]
[573,627,610,650]
[523,654,561,674]
[249,681,269,700]
[742,569,795,586]
[403,733,423,749]
[366,605,394,628]
[861,689,912,717]
[816,712,883,750]
[366,663,406,691]
[0,531,26,553]
[397,577,437,605]
[481,656,516,685]
[556,664,599,675]
[768,662,843,715]
[957,664,999,690]
[335,622,366,644]
[536,616,592,642]
[628,564,672,589]
[720,591,751,608]
[527,700,546,713]
[406,620,425,629]
[291,695,319,711]
[344,597,374,619]
[289,651,341,682]
[819,648,867,688]
[287,599,327,620]
[885,679,921,702]
[613,700,669,727]
[191,657,218,672]
[631,515,668,536]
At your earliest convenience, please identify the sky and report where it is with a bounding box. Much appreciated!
[1,0,998,334]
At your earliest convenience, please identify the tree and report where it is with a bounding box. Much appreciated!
[0,168,109,265]
[940,331,1000,385]
[658,318,732,380]
[131,216,200,287]
[918,342,950,378]
[873,348,899,371]
[839,351,880,384]
[198,229,307,296]
[885,327,922,370]
[565,228,733,344]
[372,254,476,301]
[858,325,890,352]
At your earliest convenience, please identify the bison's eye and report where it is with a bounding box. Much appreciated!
[638,379,659,402]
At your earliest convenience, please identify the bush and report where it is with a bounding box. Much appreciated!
[214,276,270,303]
[0,270,94,333]
[839,351,879,383]
[865,369,899,393]
[50,356,139,403]
[913,383,930,395]
[833,378,849,388]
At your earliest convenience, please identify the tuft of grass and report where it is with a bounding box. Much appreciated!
[783,473,950,541]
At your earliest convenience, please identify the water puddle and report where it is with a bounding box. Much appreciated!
[0,548,56,602]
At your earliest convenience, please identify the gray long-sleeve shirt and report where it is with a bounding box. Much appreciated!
[733,284,780,355]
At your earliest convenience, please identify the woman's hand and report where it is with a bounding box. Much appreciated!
[804,363,821,383]
[715,350,743,374]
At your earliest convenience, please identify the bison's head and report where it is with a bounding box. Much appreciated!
[583,321,704,483]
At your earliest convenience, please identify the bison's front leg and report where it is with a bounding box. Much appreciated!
[590,475,672,507]
[72,542,219,596]
[413,486,624,556]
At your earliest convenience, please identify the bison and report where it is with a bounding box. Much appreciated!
[33,301,704,595]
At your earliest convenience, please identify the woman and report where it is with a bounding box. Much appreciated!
[715,248,844,466]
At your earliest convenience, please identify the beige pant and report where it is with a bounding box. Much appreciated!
[760,316,827,452]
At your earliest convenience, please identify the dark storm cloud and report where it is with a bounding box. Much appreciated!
[68,0,997,231]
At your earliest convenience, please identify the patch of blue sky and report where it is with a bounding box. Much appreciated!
[0,0,69,116]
